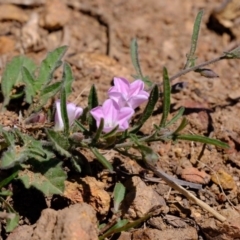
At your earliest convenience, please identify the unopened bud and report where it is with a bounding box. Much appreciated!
[195,68,219,78]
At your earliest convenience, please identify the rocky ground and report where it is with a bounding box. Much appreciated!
[1,0,240,239]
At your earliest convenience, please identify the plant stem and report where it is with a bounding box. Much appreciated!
[159,54,226,85]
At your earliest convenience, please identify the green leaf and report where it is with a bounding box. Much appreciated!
[18,159,67,196]
[0,190,13,196]
[14,129,53,162]
[70,156,82,173]
[2,129,15,146]
[75,120,89,133]
[88,85,98,132]
[1,56,36,107]
[100,219,129,240]
[175,134,229,148]
[0,170,18,189]
[92,118,104,143]
[90,147,113,172]
[138,144,159,165]
[34,82,61,111]
[46,129,71,157]
[102,124,119,139]
[113,182,126,213]
[173,117,188,134]
[184,10,203,69]
[36,46,68,88]
[224,46,240,59]
[0,146,28,169]
[60,87,69,135]
[62,62,74,97]
[22,66,36,104]
[6,213,19,232]
[130,85,159,133]
[131,39,143,78]
[165,107,185,127]
[160,67,171,127]
[0,196,19,232]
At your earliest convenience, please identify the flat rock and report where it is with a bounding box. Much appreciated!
[7,203,98,240]
[123,176,166,219]
[40,0,70,30]
[0,4,29,22]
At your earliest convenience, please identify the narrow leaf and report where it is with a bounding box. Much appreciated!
[139,144,159,165]
[70,156,82,173]
[224,46,240,59]
[113,182,126,212]
[60,87,69,135]
[36,46,68,88]
[46,129,71,157]
[165,107,185,127]
[160,67,171,127]
[173,117,188,134]
[90,147,113,172]
[175,134,229,148]
[0,170,18,189]
[62,62,74,97]
[100,219,129,240]
[130,85,159,133]
[75,120,89,133]
[184,10,204,69]
[131,38,143,79]
[92,118,104,143]
[88,85,98,132]
[102,124,119,139]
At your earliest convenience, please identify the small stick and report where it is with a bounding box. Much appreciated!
[144,161,226,222]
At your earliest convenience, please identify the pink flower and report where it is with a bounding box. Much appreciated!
[54,100,83,131]
[90,99,134,133]
[108,77,149,109]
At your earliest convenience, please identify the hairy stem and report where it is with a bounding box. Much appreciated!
[159,54,226,85]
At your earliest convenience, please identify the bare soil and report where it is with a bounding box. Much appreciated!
[1,0,240,239]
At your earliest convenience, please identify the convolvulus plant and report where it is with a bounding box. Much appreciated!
[0,10,238,233]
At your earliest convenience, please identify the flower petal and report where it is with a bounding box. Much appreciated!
[128,93,149,109]
[109,77,130,96]
[129,80,145,96]
[54,100,63,131]
[90,106,104,127]
[66,103,83,125]
[108,91,126,108]
[118,107,134,127]
[102,99,119,123]
[54,101,83,131]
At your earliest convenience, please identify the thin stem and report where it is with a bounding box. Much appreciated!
[144,161,226,222]
[160,54,226,85]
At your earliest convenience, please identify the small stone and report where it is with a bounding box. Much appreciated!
[0,36,15,54]
[40,0,70,30]
[0,0,45,5]
[0,4,28,22]
[123,176,166,219]
[181,167,211,184]
[211,168,236,190]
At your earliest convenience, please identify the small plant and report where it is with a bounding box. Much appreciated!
[0,10,238,234]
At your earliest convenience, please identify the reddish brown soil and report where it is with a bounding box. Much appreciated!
[1,0,240,239]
